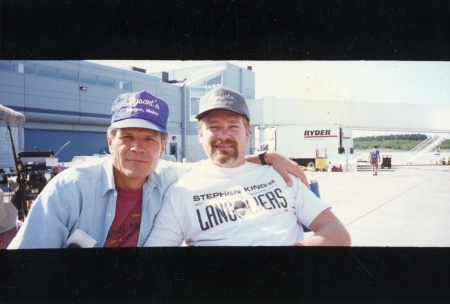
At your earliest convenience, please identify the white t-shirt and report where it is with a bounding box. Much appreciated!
[145,161,330,246]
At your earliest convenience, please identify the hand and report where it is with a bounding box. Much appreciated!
[265,152,310,189]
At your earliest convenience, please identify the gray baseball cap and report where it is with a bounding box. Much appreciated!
[195,87,250,121]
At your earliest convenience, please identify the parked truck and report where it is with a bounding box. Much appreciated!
[255,124,356,171]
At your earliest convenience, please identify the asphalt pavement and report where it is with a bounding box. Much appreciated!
[305,163,450,246]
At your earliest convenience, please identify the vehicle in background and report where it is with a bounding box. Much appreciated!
[255,124,356,171]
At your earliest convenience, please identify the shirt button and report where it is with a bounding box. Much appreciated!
[113,191,117,196]
[108,213,112,217]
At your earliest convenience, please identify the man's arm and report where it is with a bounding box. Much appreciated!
[172,152,310,188]
[245,152,310,189]
[293,209,351,246]
[8,182,72,249]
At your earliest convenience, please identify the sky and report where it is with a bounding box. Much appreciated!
[88,60,450,138]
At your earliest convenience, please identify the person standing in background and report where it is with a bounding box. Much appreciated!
[369,145,380,176]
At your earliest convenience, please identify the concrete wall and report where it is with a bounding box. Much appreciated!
[0,126,22,168]
[222,63,255,100]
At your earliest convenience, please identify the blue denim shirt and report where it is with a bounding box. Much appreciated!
[8,157,192,249]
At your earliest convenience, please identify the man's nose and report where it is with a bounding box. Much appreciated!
[216,128,230,139]
[130,139,144,152]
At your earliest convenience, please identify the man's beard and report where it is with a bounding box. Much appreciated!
[209,139,239,166]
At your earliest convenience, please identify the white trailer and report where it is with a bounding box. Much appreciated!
[255,124,355,170]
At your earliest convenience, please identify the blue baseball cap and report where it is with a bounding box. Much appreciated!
[110,91,169,134]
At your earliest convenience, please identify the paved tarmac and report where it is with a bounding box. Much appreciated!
[305,163,450,247]
[2,162,450,247]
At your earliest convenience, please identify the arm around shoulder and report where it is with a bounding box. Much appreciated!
[246,152,310,189]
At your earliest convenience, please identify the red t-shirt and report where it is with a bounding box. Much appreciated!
[104,187,142,248]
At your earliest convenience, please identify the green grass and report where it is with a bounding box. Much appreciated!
[354,134,450,150]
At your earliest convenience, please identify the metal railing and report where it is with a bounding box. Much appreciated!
[406,133,450,164]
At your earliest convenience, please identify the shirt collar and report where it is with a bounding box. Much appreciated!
[102,157,116,196]
[205,158,249,174]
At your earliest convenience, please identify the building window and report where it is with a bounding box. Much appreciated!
[12,63,35,74]
[0,61,11,71]
[122,82,131,90]
[80,73,97,85]
[36,66,59,78]
[189,74,222,119]
[206,75,221,90]
[190,98,200,117]
[116,80,131,90]
[59,70,78,82]
[3,62,134,91]
[99,77,115,88]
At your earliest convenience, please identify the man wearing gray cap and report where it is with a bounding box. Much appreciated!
[145,87,351,246]
[9,90,308,249]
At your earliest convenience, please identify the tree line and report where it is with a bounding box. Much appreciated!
[354,134,450,150]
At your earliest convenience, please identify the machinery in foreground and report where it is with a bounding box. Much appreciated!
[10,150,56,221]
[0,104,57,221]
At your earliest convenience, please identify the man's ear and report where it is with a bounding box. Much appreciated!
[107,135,113,154]
[198,123,204,143]
[159,139,168,158]
[199,126,210,145]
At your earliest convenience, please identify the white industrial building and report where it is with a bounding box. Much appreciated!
[0,60,255,176]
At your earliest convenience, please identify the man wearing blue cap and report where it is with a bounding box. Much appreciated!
[146,87,351,246]
[9,91,307,249]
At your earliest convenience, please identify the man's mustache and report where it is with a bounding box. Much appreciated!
[211,139,237,148]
